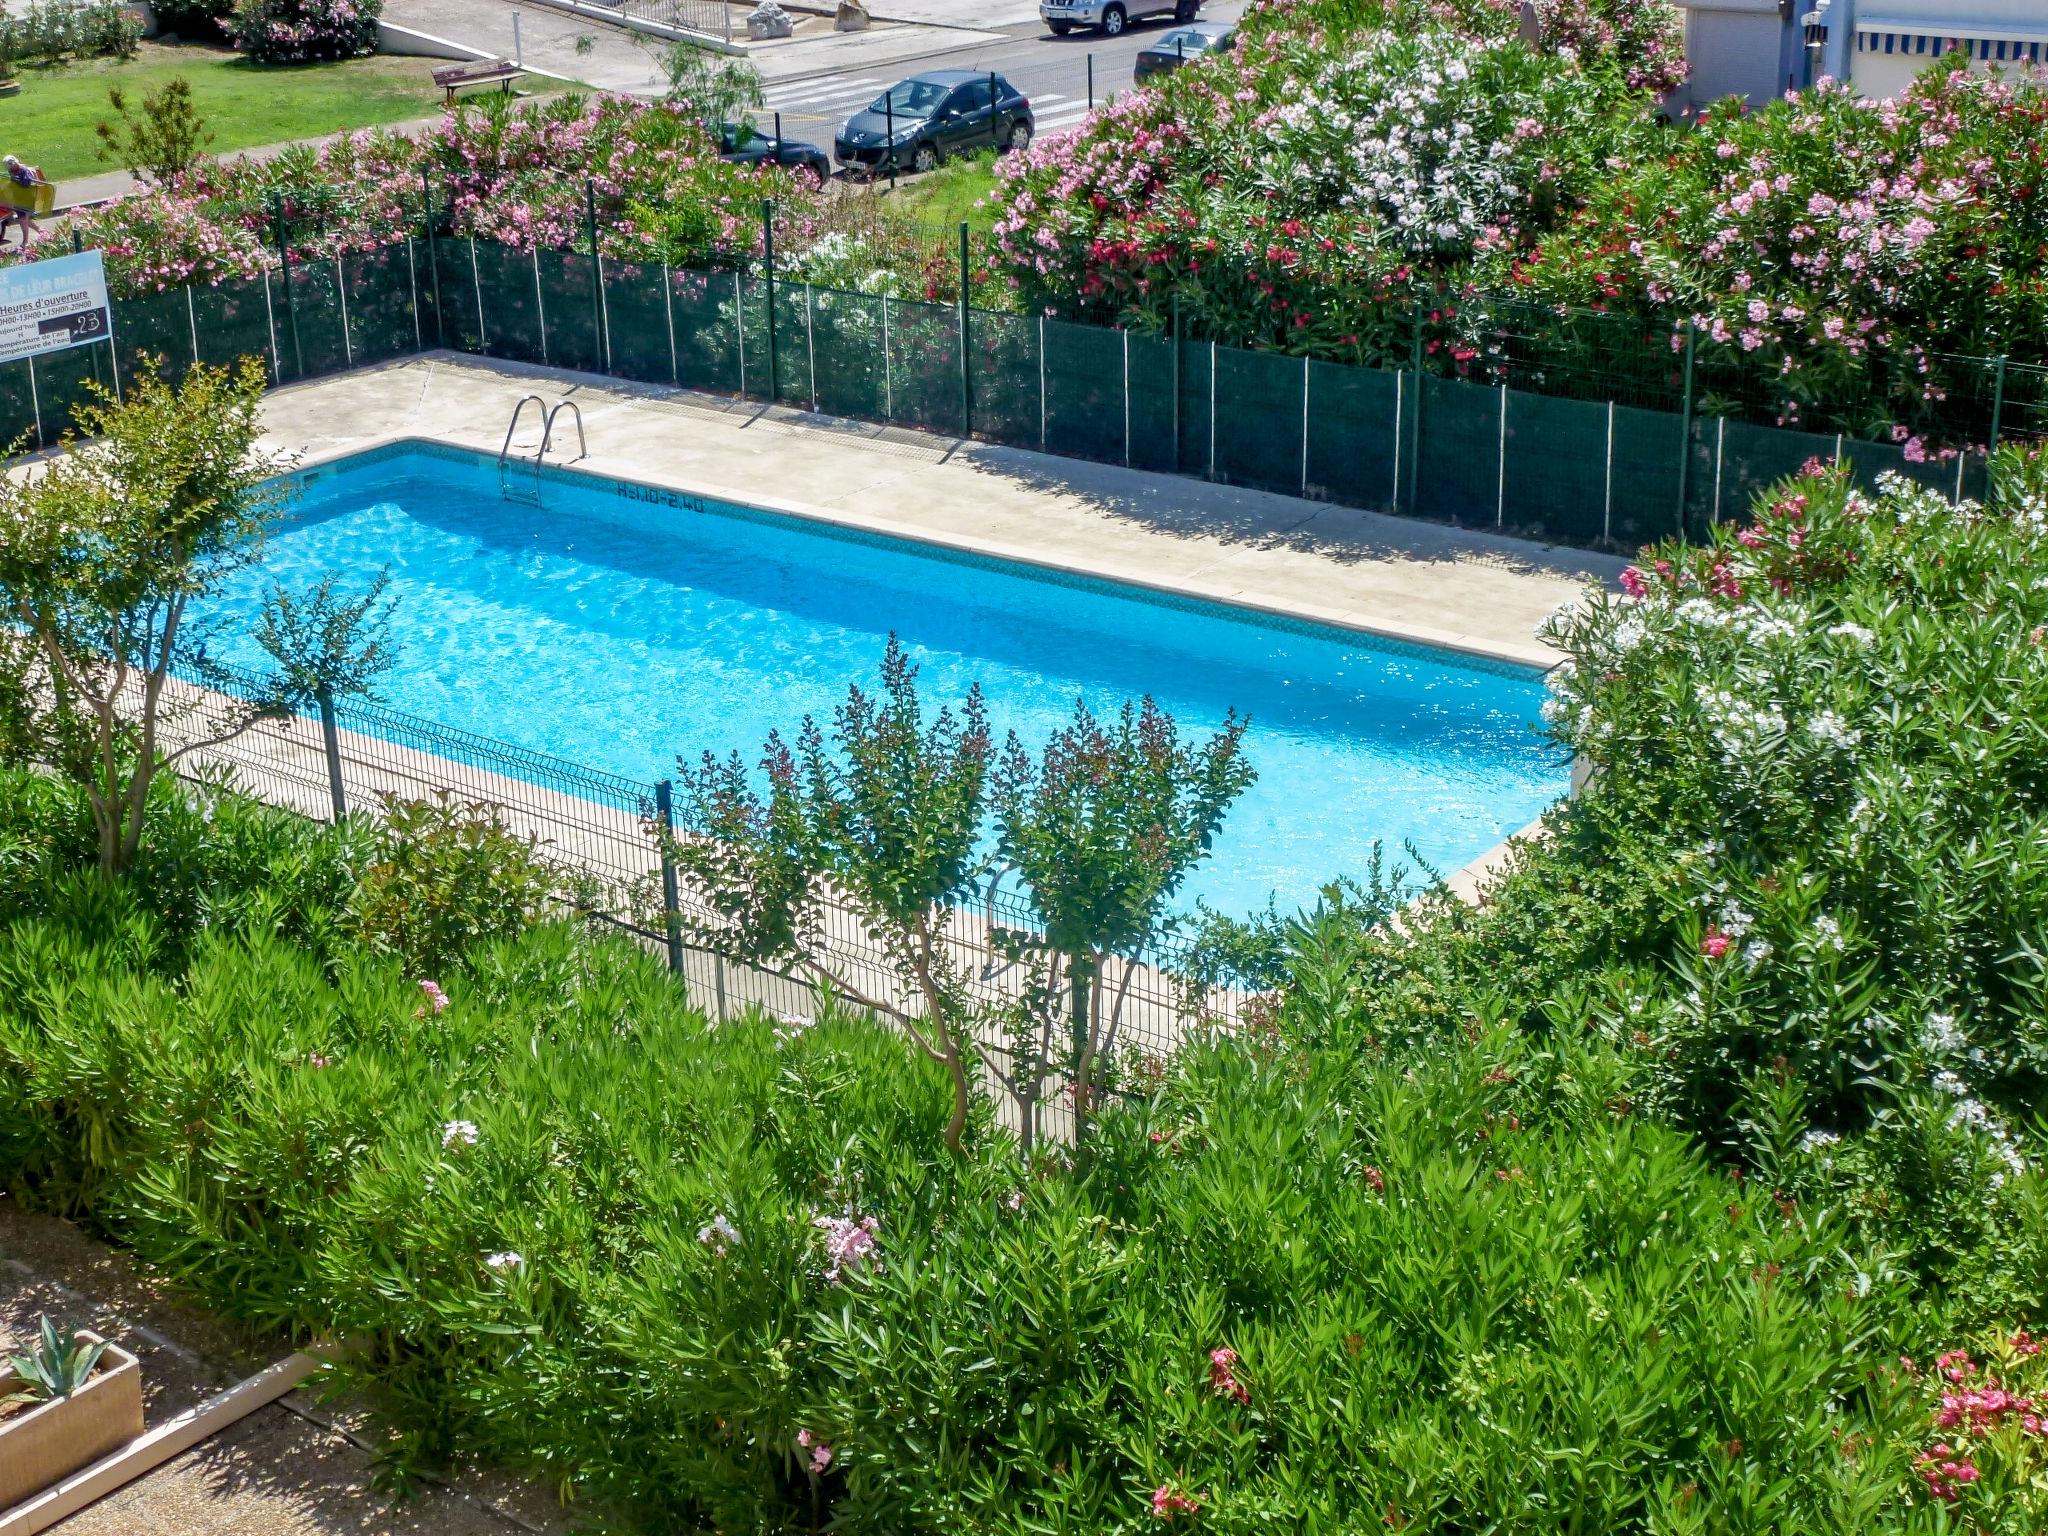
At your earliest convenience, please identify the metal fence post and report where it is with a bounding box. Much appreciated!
[958,221,972,438]
[585,179,607,371]
[1087,52,1094,110]
[1603,399,1615,544]
[1989,354,2008,454]
[1406,302,1424,517]
[470,238,489,352]
[734,270,747,397]
[663,262,679,385]
[805,280,818,413]
[1675,317,1697,538]
[1122,327,1131,466]
[1495,383,1507,527]
[185,285,201,370]
[272,192,303,380]
[762,200,779,404]
[654,779,685,976]
[25,355,40,449]
[1300,353,1311,497]
[1390,371,1403,511]
[316,686,347,822]
[405,237,422,352]
[883,293,894,419]
[422,173,445,349]
[1207,340,1217,480]
[335,257,354,368]
[1171,293,1182,471]
[1038,313,1047,448]
[532,246,549,365]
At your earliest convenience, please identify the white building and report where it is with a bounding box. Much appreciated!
[1671,0,2048,110]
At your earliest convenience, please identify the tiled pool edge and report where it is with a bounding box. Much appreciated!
[286,431,1564,678]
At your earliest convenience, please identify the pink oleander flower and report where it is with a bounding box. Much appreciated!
[1619,567,1648,599]
[1208,1347,1250,1405]
[1701,928,1733,959]
[796,1429,833,1474]
[1363,1165,1385,1194]
[1152,1484,1201,1520]
[813,1214,880,1284]
[419,979,450,1013]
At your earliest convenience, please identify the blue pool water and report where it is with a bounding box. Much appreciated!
[195,444,1565,918]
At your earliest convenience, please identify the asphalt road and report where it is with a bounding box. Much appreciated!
[748,0,1249,154]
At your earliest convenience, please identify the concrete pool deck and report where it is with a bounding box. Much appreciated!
[257,353,1627,671]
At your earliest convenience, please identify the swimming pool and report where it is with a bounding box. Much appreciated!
[195,443,1566,918]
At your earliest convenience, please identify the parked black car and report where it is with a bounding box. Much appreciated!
[834,70,1034,176]
[1132,24,1234,81]
[717,122,831,181]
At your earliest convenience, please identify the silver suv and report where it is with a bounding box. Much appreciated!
[1041,0,1199,37]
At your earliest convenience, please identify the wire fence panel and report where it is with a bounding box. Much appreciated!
[1414,374,1503,526]
[973,308,1043,451]
[422,233,484,355]
[1124,332,1176,475]
[473,241,546,365]
[342,245,421,367]
[0,360,34,447]
[882,295,959,436]
[191,275,278,379]
[1178,340,1214,480]
[1500,387,1610,547]
[1607,402,1686,547]
[1042,318,1125,465]
[1214,345,1307,496]
[286,260,352,378]
[539,250,605,375]
[1303,359,1399,512]
[601,260,674,386]
[811,286,888,422]
[114,286,193,388]
[773,280,815,409]
[671,268,741,393]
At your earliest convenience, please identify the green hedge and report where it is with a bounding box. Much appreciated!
[0,774,2006,1532]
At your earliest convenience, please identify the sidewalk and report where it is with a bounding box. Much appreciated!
[1,1198,567,1536]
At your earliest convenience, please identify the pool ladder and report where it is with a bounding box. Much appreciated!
[498,394,586,504]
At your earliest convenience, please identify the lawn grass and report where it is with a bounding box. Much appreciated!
[885,150,1001,234]
[3,42,468,182]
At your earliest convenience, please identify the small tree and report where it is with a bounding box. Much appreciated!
[664,639,990,1153]
[0,358,341,877]
[657,40,764,130]
[991,700,1253,1147]
[252,571,396,706]
[95,78,214,186]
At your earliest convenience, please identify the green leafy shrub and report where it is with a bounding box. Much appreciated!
[347,792,558,977]
[227,0,378,65]
[0,0,138,66]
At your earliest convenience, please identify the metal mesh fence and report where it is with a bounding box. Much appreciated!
[4,225,2038,535]
[152,663,1244,1069]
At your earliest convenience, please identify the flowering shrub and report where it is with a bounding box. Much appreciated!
[3,768,2035,1533]
[1903,1330,2048,1525]
[1538,448,2048,1188]
[228,0,378,64]
[991,23,1634,351]
[2,93,811,296]
[1504,66,2048,442]
[1435,0,1687,95]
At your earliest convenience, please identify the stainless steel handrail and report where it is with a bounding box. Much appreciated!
[540,400,587,464]
[499,394,549,468]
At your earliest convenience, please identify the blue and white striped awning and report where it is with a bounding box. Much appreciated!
[1856,32,2045,60]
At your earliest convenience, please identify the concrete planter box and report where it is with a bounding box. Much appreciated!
[0,1334,144,1513]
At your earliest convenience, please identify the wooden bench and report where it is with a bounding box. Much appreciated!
[432,59,527,104]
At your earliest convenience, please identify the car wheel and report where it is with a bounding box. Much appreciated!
[1048,17,1071,32]
[1174,0,1196,16]
[1099,4,1125,34]
[1006,120,1032,152]
[912,141,940,174]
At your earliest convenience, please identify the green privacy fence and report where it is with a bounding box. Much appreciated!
[4,232,2039,551]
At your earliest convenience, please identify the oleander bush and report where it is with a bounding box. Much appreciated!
[228,0,377,65]
[5,450,2048,1529]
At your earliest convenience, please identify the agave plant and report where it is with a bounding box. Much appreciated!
[3,1318,110,1409]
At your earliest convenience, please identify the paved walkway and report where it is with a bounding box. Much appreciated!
[257,353,1620,668]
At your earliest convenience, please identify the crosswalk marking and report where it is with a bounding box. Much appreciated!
[758,76,879,108]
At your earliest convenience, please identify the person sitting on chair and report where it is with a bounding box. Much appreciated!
[1,155,48,249]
